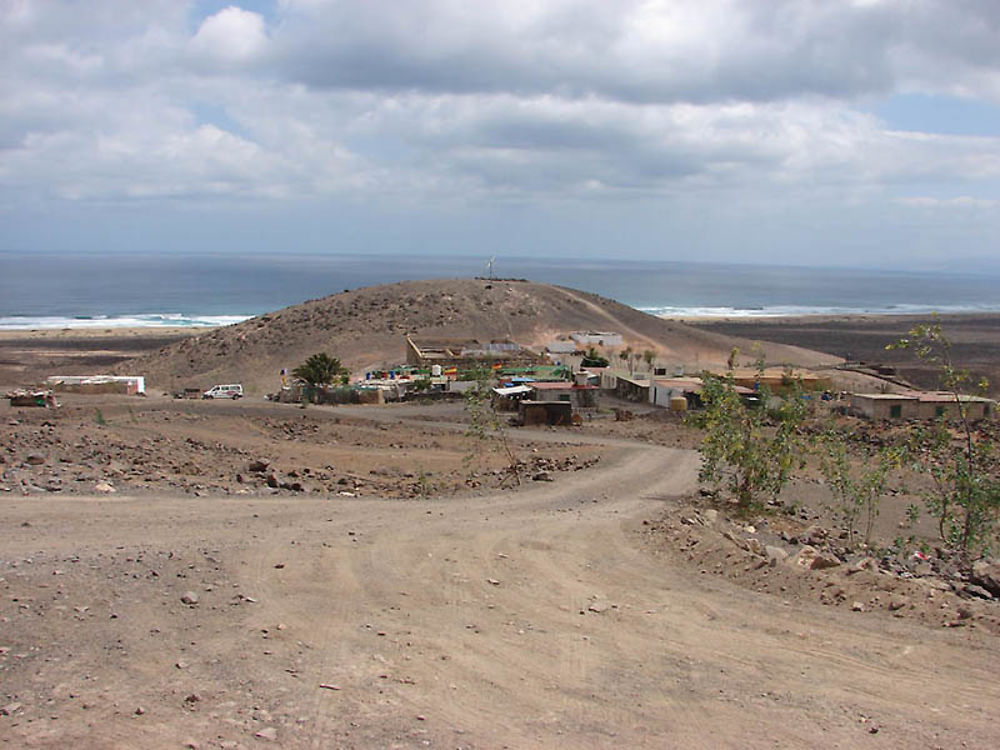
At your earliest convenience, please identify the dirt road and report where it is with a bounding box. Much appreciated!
[2,435,999,748]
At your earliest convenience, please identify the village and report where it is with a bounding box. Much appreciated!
[9,329,993,428]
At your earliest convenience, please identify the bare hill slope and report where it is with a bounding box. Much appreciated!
[125,278,839,393]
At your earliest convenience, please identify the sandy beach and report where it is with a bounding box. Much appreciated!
[0,328,201,389]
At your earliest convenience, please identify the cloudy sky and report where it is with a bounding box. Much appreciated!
[2,0,999,269]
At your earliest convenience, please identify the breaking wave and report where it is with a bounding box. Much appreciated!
[0,313,252,331]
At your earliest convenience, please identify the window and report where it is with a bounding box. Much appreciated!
[935,405,945,418]
[890,404,902,419]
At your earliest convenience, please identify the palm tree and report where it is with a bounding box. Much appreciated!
[292,352,345,387]
[642,349,656,373]
[618,346,633,375]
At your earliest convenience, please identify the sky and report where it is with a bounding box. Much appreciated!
[1,0,999,269]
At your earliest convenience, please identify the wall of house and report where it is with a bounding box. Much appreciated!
[850,396,918,420]
[916,400,991,421]
[650,383,677,406]
[615,379,649,403]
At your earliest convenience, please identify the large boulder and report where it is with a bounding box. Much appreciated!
[971,560,1000,598]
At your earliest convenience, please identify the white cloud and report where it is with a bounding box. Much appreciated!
[1,0,998,266]
[190,6,268,66]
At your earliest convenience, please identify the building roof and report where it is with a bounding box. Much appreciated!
[718,367,823,381]
[493,385,533,397]
[530,381,598,391]
[654,377,704,389]
[851,393,917,401]
[613,374,651,387]
[852,390,993,403]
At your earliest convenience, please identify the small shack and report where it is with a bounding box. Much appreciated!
[492,384,533,412]
[529,381,599,409]
[6,389,58,408]
[613,374,650,403]
[519,400,573,426]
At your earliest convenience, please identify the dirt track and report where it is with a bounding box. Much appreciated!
[3,421,999,749]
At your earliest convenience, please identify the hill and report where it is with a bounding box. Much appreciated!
[123,278,840,393]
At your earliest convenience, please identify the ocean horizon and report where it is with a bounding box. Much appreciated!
[3,251,1000,330]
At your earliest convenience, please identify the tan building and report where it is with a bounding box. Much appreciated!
[849,391,993,421]
[720,368,830,394]
[405,336,543,369]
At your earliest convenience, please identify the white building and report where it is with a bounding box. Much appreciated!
[570,331,624,348]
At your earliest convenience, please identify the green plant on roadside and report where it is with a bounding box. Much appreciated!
[691,359,807,511]
[415,466,433,499]
[888,318,1000,563]
[817,432,901,548]
[463,369,521,487]
[95,408,107,426]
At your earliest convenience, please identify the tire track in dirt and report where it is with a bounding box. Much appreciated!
[3,435,999,748]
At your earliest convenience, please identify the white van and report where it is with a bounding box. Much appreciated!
[203,384,243,400]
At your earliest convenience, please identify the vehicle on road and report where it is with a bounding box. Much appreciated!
[203,384,243,399]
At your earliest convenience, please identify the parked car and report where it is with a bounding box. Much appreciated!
[203,384,243,400]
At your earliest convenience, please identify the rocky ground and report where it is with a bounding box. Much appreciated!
[2,421,999,749]
[0,395,600,501]
[639,502,1000,636]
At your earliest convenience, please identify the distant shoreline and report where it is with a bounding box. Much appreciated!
[6,307,1000,332]
[3,310,998,339]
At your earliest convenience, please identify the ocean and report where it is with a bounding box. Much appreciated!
[2,250,999,330]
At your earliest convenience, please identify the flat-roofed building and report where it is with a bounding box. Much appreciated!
[849,390,993,421]
[405,336,543,369]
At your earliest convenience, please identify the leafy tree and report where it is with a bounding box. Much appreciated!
[642,349,656,371]
[693,366,807,510]
[888,319,1000,562]
[581,347,609,368]
[817,431,901,547]
[617,346,637,375]
[464,370,521,486]
[292,352,346,387]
